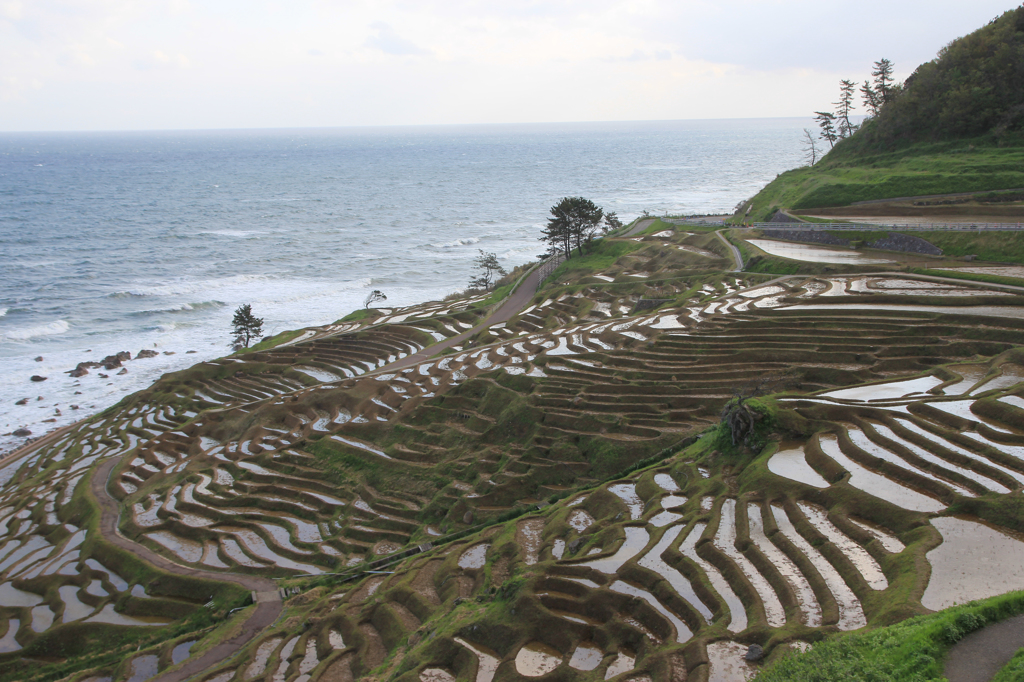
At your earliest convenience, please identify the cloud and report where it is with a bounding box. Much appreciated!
[134,49,190,70]
[365,21,430,56]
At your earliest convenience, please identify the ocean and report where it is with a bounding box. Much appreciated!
[0,118,810,452]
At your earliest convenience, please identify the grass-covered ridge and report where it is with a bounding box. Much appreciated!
[735,7,1024,220]
[737,142,1024,221]
[758,591,1024,681]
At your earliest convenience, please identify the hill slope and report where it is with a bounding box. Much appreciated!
[737,6,1024,221]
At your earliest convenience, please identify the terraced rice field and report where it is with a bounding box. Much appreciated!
[4,222,1024,681]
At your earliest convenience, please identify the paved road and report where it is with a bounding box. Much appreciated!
[945,613,1024,682]
[624,217,656,237]
[715,229,744,272]
[90,457,283,682]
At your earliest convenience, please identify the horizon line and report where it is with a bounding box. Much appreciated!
[0,115,827,136]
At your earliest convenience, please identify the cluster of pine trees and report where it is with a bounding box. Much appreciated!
[805,6,1024,162]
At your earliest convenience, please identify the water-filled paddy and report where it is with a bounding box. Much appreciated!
[767,446,829,488]
[747,239,893,264]
[922,516,1024,611]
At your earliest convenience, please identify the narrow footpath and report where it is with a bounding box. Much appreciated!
[945,614,1024,682]
[715,229,744,272]
[89,457,283,682]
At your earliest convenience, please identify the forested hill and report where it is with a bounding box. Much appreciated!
[835,5,1024,156]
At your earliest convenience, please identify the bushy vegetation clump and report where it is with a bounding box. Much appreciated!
[838,7,1024,153]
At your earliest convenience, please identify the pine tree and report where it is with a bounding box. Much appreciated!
[231,304,264,349]
[835,80,858,138]
[872,58,896,105]
[860,80,881,117]
[541,197,604,258]
[814,111,839,148]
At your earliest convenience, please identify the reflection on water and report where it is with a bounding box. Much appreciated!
[818,434,945,513]
[457,544,489,569]
[779,303,1024,319]
[568,642,603,671]
[747,239,892,264]
[580,527,649,574]
[706,641,758,682]
[604,649,635,679]
[515,641,563,677]
[923,516,1024,611]
[767,446,829,488]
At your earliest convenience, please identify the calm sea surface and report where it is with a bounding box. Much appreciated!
[0,118,809,451]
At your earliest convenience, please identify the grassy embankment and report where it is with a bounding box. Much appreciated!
[735,141,1024,223]
[759,590,1024,681]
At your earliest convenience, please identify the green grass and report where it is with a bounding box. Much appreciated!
[758,590,1024,681]
[241,328,304,354]
[545,239,645,283]
[992,647,1024,681]
[737,139,1024,222]
[338,307,379,323]
[908,231,1024,265]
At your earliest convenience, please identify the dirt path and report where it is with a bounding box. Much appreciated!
[715,229,744,272]
[89,457,282,682]
[945,614,1024,682]
[373,263,544,375]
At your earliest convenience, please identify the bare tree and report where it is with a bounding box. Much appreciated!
[801,128,821,165]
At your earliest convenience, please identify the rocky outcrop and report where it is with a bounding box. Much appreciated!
[99,351,132,370]
[12,428,31,437]
[136,349,159,359]
[30,375,47,383]
[867,232,943,256]
[761,228,850,247]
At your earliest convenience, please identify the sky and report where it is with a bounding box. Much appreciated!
[0,1,1018,131]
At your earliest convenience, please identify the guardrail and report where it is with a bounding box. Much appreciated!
[535,253,567,290]
[753,222,1024,231]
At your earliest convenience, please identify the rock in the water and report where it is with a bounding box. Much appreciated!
[30,375,47,382]
[116,350,131,362]
[54,408,61,416]
[186,350,197,354]
[15,398,28,406]
[163,351,176,355]
[71,404,79,410]
[136,349,159,359]
[12,428,31,437]
[116,368,127,375]
[100,355,122,370]
[745,644,764,662]
[68,368,89,378]
[34,356,43,362]
[98,373,109,379]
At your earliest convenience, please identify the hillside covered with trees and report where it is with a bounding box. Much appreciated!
[737,5,1024,221]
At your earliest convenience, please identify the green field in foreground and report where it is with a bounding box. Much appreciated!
[759,591,1024,681]
[737,140,1024,223]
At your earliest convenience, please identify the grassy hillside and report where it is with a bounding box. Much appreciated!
[737,141,1024,222]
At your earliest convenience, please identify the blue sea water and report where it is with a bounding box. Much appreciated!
[0,118,809,451]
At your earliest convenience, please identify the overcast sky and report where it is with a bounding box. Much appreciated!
[0,1,1016,132]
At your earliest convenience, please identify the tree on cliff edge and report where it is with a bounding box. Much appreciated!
[231,304,264,349]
